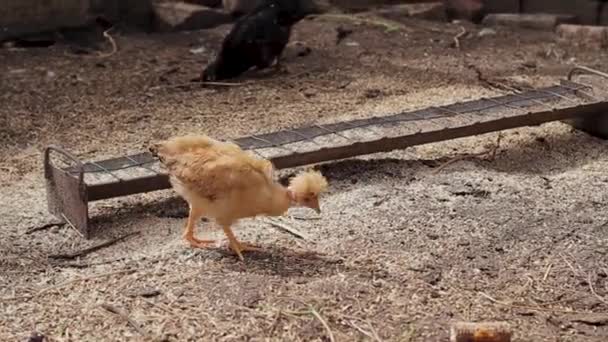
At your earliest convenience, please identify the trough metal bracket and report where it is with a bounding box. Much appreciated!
[44,145,90,238]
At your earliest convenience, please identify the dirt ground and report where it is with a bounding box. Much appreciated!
[2,12,608,342]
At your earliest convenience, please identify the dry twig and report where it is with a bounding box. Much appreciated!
[432,134,502,174]
[309,306,335,342]
[265,218,313,242]
[50,257,127,269]
[452,26,467,49]
[478,291,591,314]
[48,231,140,260]
[313,13,406,33]
[25,222,64,235]
[147,81,246,91]
[0,269,136,302]
[61,213,85,239]
[98,28,117,58]
[100,303,147,336]
[289,215,321,221]
[542,262,553,282]
[587,273,608,305]
[349,320,375,340]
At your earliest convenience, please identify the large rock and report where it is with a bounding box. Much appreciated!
[374,2,447,22]
[153,1,232,31]
[556,24,608,49]
[0,0,90,41]
[483,13,577,31]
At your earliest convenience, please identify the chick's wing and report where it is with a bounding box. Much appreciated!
[168,150,272,201]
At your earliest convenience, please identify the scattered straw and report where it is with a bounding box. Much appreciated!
[24,222,64,235]
[48,231,140,260]
[309,306,335,342]
[587,273,608,306]
[264,218,313,242]
[100,303,147,336]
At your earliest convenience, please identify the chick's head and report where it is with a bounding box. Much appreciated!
[288,169,328,213]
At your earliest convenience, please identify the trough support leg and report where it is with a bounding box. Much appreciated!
[565,65,608,139]
[566,113,608,139]
[44,146,91,238]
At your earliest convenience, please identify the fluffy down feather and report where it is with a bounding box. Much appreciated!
[150,134,328,261]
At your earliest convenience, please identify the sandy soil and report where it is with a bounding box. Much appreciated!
[2,12,608,341]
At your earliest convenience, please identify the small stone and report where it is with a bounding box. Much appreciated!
[27,332,46,342]
[477,28,496,38]
[189,46,206,54]
[364,89,382,99]
[125,287,162,298]
[522,60,537,68]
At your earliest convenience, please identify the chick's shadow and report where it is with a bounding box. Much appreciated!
[195,244,354,278]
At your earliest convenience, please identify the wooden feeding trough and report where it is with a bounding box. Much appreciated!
[44,66,608,238]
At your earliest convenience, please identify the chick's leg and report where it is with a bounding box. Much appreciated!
[183,205,215,248]
[221,225,262,261]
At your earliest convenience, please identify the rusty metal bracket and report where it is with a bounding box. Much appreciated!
[44,145,90,238]
[565,65,608,139]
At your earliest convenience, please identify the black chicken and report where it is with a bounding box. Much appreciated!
[200,0,315,81]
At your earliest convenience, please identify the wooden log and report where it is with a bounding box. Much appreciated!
[450,322,512,342]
